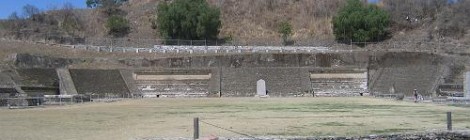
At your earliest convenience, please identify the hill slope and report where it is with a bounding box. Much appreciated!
[1,0,469,45]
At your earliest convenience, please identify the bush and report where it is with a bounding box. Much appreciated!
[278,21,293,46]
[332,0,390,44]
[106,15,130,37]
[155,0,221,40]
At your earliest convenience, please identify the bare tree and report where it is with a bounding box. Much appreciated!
[58,2,82,35]
[22,4,41,19]
[8,12,21,20]
[5,12,26,38]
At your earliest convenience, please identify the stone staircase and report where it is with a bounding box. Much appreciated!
[119,70,140,95]
[56,68,78,95]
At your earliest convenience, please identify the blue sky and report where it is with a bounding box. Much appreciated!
[0,0,87,19]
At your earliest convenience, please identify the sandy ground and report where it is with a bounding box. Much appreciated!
[0,97,469,140]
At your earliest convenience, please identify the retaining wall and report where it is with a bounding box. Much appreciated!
[69,69,130,96]
[370,53,444,96]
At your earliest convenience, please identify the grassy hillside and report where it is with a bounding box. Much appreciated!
[1,0,469,45]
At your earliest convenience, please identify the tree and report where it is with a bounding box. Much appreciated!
[22,4,43,22]
[22,4,40,18]
[278,21,292,46]
[106,15,130,37]
[6,12,25,37]
[155,0,221,40]
[332,0,390,44]
[8,12,21,20]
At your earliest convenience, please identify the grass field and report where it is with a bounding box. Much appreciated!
[0,97,469,140]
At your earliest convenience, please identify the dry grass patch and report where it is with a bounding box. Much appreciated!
[0,97,469,140]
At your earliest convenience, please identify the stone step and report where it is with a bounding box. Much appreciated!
[56,68,78,95]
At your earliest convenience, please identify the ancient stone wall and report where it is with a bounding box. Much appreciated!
[369,53,444,96]
[69,69,130,97]
[12,51,467,97]
[214,67,311,96]
[131,69,212,97]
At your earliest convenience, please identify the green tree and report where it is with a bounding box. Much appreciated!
[278,21,293,46]
[155,0,221,40]
[333,0,390,44]
[106,15,130,37]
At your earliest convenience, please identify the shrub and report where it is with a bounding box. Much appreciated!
[278,21,293,46]
[332,0,390,44]
[155,0,221,40]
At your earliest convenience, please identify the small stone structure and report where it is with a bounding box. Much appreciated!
[256,79,266,96]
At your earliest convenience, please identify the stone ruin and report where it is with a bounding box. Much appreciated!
[1,51,469,100]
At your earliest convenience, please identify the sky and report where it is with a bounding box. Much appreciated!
[0,0,87,19]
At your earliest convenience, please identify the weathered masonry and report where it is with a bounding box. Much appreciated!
[310,69,367,96]
[131,69,212,97]
[5,52,467,98]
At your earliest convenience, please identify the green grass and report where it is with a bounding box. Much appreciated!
[0,97,469,140]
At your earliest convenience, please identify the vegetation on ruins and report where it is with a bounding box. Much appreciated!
[278,21,293,46]
[332,0,390,44]
[154,0,221,40]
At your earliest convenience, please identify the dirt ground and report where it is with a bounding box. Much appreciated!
[0,97,469,140]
